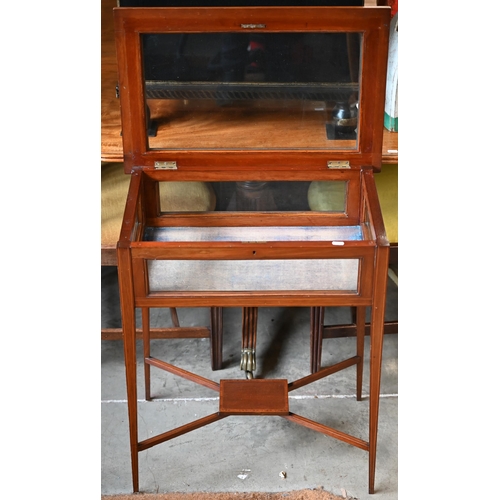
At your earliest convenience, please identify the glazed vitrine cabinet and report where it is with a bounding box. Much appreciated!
[114,5,390,494]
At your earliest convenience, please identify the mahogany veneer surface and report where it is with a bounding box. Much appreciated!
[219,379,289,415]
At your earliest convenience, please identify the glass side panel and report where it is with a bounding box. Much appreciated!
[142,32,361,150]
[158,180,347,212]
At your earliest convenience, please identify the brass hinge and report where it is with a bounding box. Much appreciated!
[155,161,177,170]
[327,161,350,169]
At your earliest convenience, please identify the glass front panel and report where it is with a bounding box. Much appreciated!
[158,180,347,212]
[142,32,361,150]
[147,258,359,292]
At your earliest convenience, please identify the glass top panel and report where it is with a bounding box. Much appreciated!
[142,32,361,150]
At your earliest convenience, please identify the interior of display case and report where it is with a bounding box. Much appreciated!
[119,167,385,301]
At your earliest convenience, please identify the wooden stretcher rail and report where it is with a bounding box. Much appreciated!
[101,327,210,341]
[100,319,398,341]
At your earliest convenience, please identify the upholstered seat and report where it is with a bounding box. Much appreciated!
[374,163,398,245]
[101,162,129,262]
[306,164,397,244]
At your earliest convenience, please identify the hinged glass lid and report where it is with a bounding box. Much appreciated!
[143,31,361,150]
[114,7,390,168]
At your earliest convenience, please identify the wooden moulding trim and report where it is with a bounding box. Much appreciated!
[101,247,397,274]
[134,293,373,308]
[146,214,360,228]
[144,168,363,182]
[117,170,143,249]
[101,149,399,166]
[102,230,396,268]
[128,153,381,172]
[114,7,391,35]
[130,242,375,260]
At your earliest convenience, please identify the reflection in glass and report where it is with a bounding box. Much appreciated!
[307,181,346,212]
[159,181,217,212]
[142,33,361,150]
[158,180,346,213]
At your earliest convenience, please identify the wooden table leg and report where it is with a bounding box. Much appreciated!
[142,307,151,401]
[241,307,258,378]
[210,307,223,370]
[354,306,366,401]
[117,248,140,493]
[169,307,180,327]
[310,306,324,373]
[235,181,277,211]
[368,247,389,494]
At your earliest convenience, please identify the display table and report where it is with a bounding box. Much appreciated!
[111,5,392,495]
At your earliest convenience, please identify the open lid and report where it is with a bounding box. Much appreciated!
[114,6,390,173]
